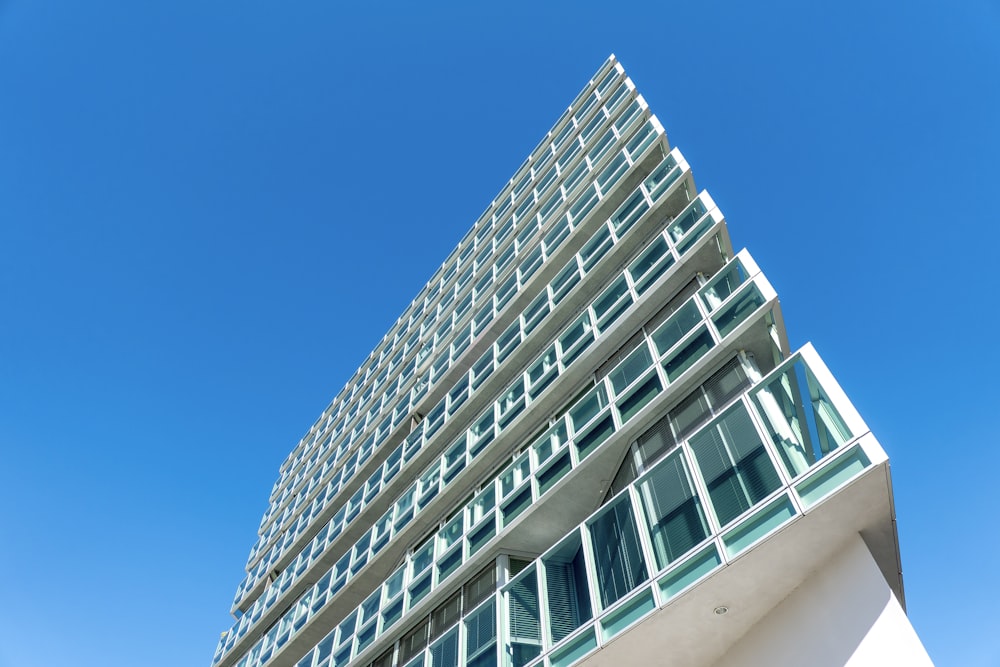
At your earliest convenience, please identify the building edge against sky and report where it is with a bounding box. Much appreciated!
[210,55,932,667]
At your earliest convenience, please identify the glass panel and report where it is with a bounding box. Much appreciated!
[643,156,681,200]
[592,275,632,328]
[713,284,765,338]
[650,300,702,357]
[558,313,594,366]
[700,259,749,312]
[549,627,597,667]
[532,420,568,467]
[439,513,464,551]
[579,225,613,271]
[657,544,722,600]
[537,450,572,495]
[506,568,542,667]
[609,343,654,395]
[667,197,708,244]
[722,495,796,558]
[752,358,853,477]
[688,403,782,527]
[588,497,648,609]
[465,601,497,667]
[628,237,674,295]
[412,538,435,577]
[527,344,558,398]
[470,484,496,526]
[550,259,581,305]
[569,384,609,432]
[399,619,429,665]
[795,446,870,508]
[600,588,655,641]
[500,452,532,498]
[662,327,714,383]
[636,450,709,570]
[617,374,662,424]
[384,566,405,601]
[575,415,615,460]
[610,189,649,235]
[428,627,459,667]
[543,532,593,644]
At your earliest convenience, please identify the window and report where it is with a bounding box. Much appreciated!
[637,450,709,569]
[543,532,592,644]
[587,497,647,609]
[506,567,542,667]
[465,601,497,667]
[752,358,851,477]
[688,403,782,527]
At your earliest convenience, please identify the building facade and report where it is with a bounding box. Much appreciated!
[210,56,931,667]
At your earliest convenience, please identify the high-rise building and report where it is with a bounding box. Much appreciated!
[210,56,931,667]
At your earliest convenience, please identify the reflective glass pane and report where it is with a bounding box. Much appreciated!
[752,359,852,477]
[688,403,782,527]
[637,450,709,570]
[588,497,648,609]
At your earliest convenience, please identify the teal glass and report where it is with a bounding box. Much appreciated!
[543,532,593,644]
[637,449,709,569]
[752,358,852,477]
[588,497,648,609]
[688,403,782,528]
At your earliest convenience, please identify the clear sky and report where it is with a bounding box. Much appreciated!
[1,1,998,666]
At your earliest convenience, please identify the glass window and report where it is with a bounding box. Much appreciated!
[506,567,542,667]
[430,592,462,642]
[593,275,633,329]
[688,403,782,527]
[587,497,648,609]
[662,327,714,383]
[752,358,851,477]
[578,224,614,271]
[700,259,749,312]
[550,258,581,305]
[608,343,654,396]
[465,600,497,667]
[543,532,593,644]
[569,384,609,432]
[650,300,702,356]
[610,189,649,236]
[637,450,709,570]
[713,284,765,338]
[399,619,429,665]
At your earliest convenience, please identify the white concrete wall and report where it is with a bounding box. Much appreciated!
[711,535,933,667]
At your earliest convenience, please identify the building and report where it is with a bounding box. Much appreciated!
[210,56,932,667]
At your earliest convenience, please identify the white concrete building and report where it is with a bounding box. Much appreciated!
[210,55,931,667]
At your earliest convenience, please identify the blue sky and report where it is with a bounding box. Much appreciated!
[1,1,998,665]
